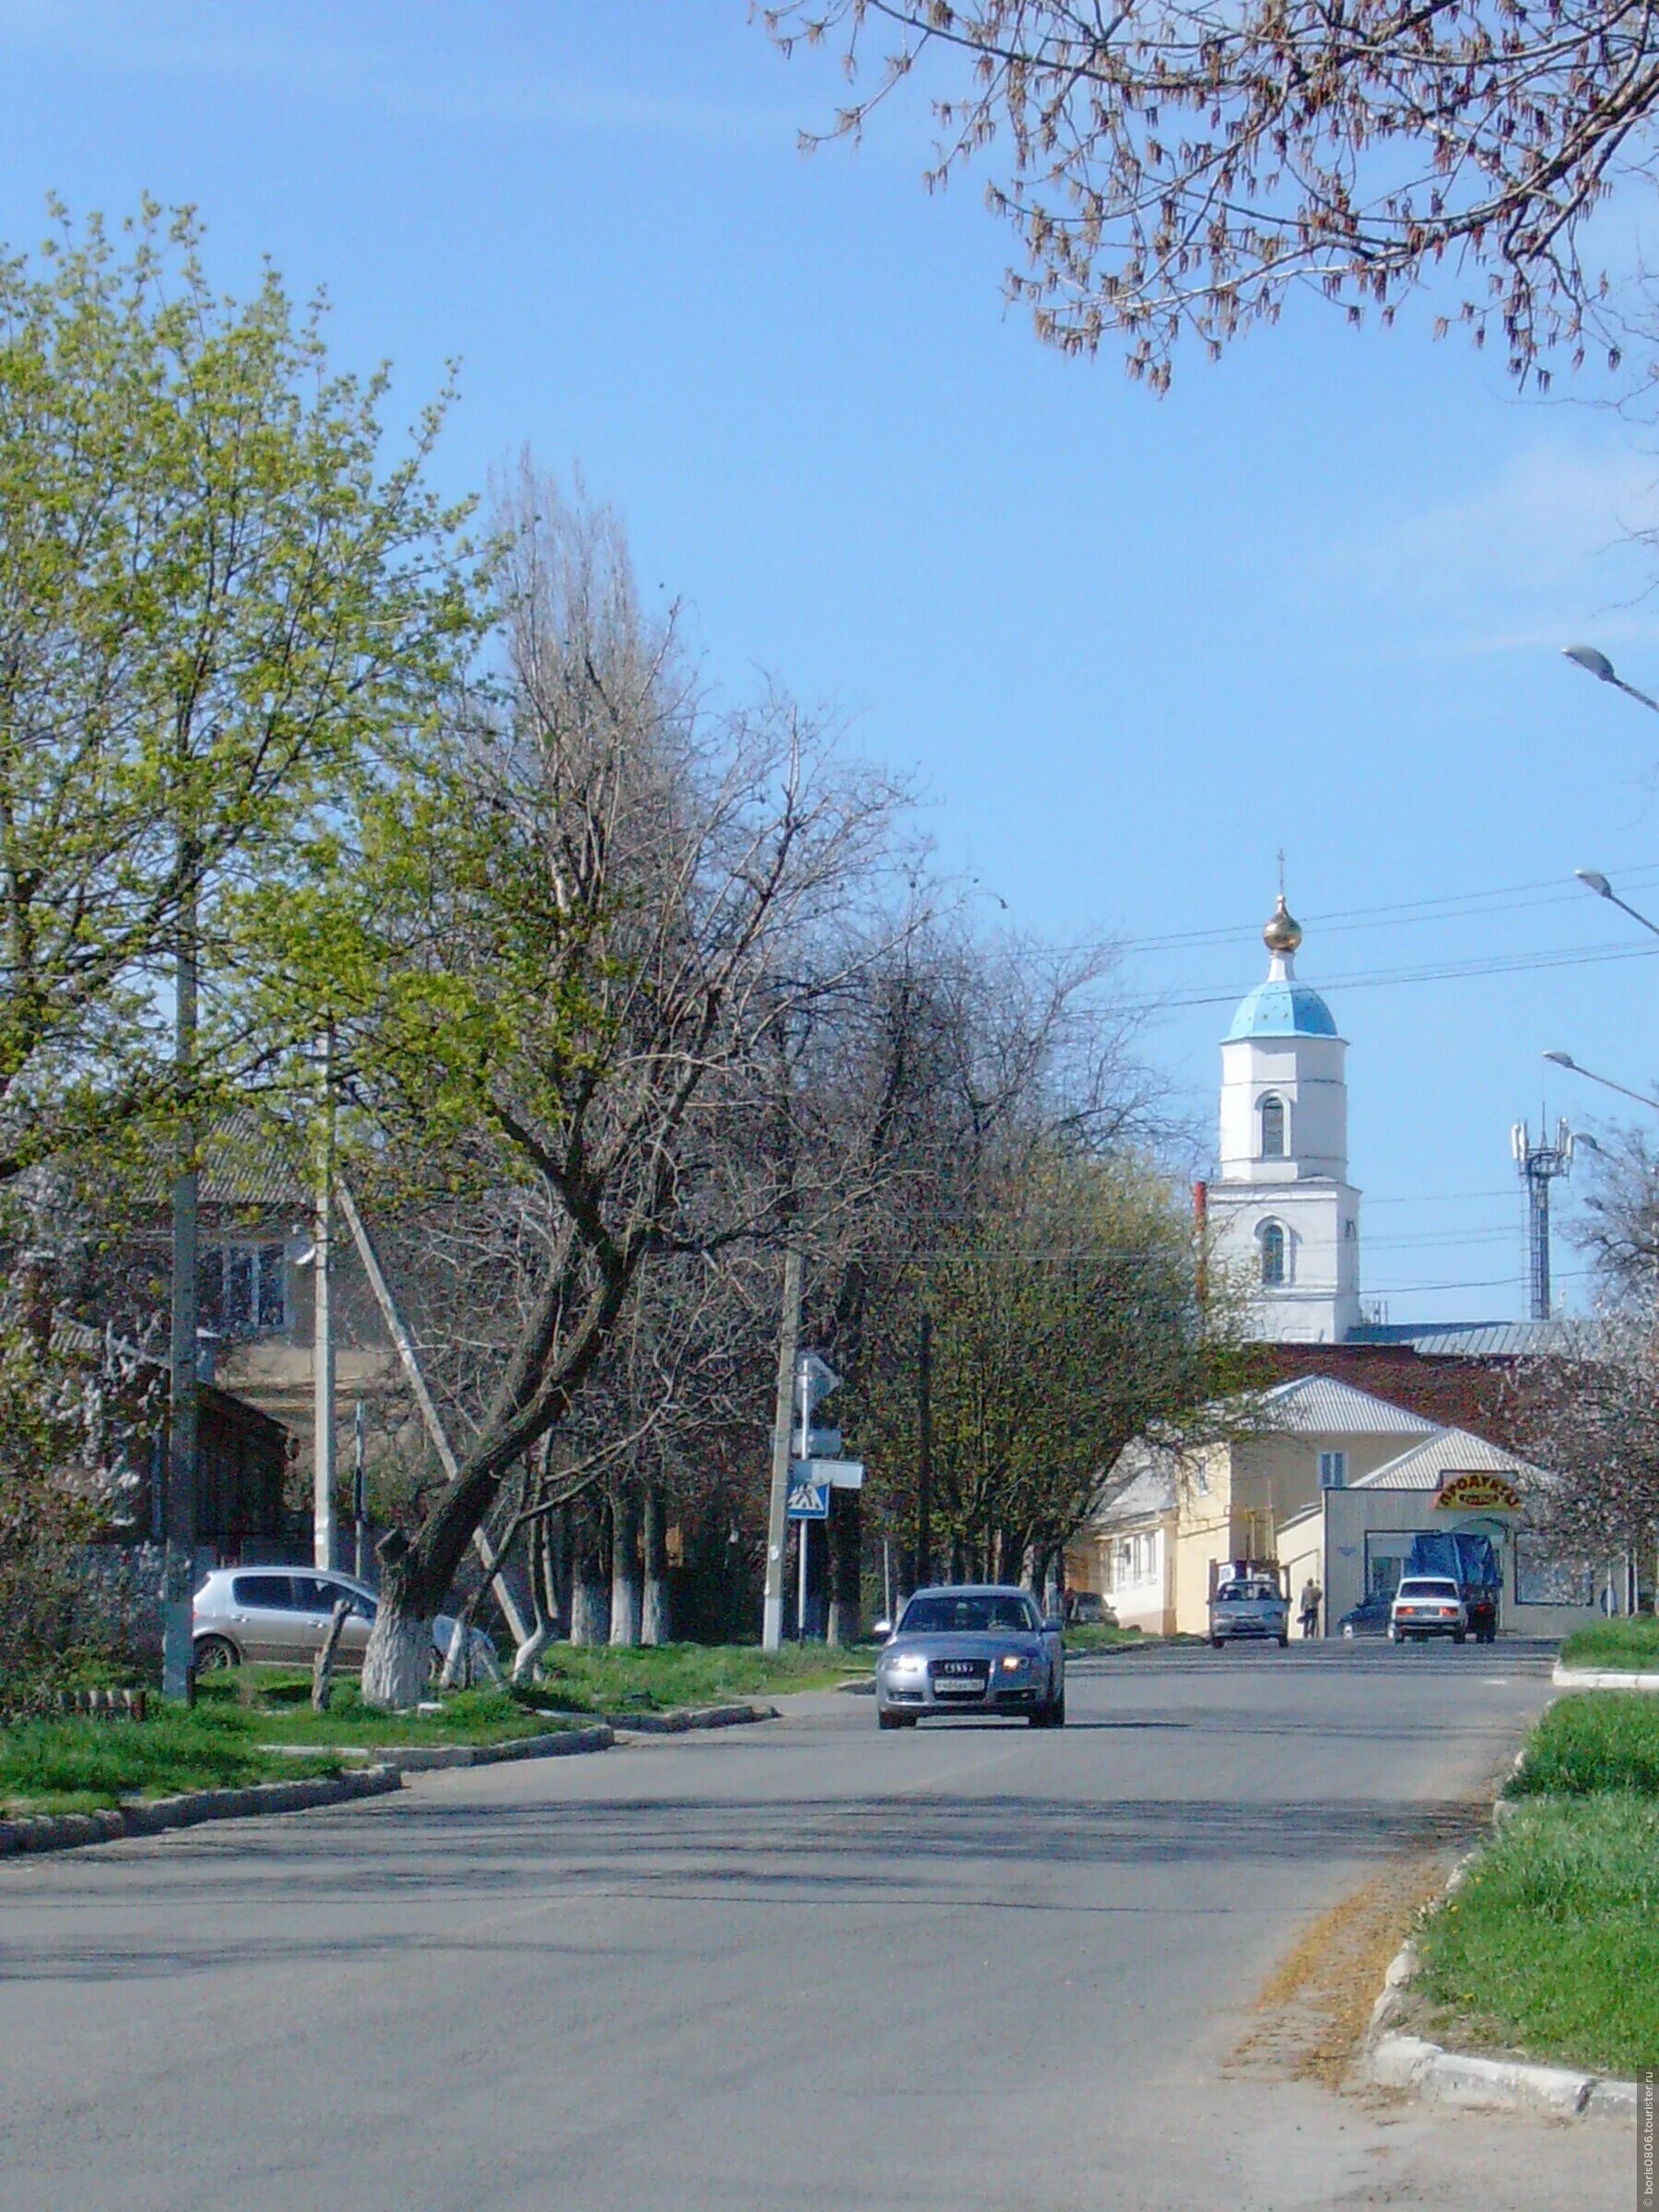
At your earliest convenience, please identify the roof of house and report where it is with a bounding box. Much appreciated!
[1258,1373,1439,1436]
[1354,1426,1544,1492]
[1092,1437,1180,1526]
[1347,1321,1565,1358]
[1259,1342,1534,1451]
[129,1107,307,1211]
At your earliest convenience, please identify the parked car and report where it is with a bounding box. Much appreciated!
[1208,1576,1289,1648]
[873,1584,1065,1729]
[1066,1592,1114,1627]
[1388,1575,1468,1644]
[192,1567,496,1675]
[1337,1587,1394,1639]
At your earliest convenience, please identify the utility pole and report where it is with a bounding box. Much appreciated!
[762,1248,804,1652]
[1512,1117,1578,1321]
[914,1308,932,1594]
[162,856,199,1703]
[312,1028,337,1571]
[352,1399,369,1580]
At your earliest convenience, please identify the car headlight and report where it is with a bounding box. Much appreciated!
[885,1652,926,1676]
[999,1653,1032,1673]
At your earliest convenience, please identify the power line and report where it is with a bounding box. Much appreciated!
[1123,936,1659,1019]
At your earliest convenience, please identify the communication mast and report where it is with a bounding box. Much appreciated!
[1511,1118,1579,1322]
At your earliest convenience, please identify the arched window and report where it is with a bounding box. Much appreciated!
[1259,1093,1287,1158]
[1260,1221,1287,1288]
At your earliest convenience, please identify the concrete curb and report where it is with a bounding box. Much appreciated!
[1553,1665,1659,1690]
[606,1701,777,1735]
[261,1724,616,1771]
[0,1763,402,1860]
[1361,1833,1637,2122]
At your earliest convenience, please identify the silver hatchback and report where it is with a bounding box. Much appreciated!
[874,1584,1065,1729]
[192,1567,491,1674]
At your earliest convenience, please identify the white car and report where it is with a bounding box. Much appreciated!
[1388,1575,1468,1644]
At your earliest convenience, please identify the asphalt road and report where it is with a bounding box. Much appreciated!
[0,1641,1634,2212]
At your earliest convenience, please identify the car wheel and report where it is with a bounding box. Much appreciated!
[1051,1689,1065,1728]
[878,1709,903,1731]
[1277,1633,1289,1649]
[1210,1634,1224,1649]
[1453,1629,1466,1644]
[193,1634,240,1672]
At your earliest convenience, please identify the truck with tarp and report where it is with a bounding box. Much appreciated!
[1406,1530,1500,1643]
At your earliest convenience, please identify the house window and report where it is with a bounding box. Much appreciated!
[201,1241,288,1335]
[1318,1451,1347,1490]
[1260,1220,1287,1288]
[1259,1094,1287,1158]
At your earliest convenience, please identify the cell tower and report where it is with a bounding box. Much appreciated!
[1511,1118,1580,1322]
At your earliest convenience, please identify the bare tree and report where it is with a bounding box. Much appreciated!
[327,471,914,1705]
[763,0,1649,385]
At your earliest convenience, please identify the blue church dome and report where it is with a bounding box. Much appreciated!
[1226,979,1339,1041]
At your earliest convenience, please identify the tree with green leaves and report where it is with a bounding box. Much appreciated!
[0,199,477,1175]
[850,1142,1260,1598]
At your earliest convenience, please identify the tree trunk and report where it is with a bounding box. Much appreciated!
[641,1483,671,1645]
[362,1603,431,1710]
[827,1489,861,1647]
[609,1483,642,1646]
[568,1497,609,1646]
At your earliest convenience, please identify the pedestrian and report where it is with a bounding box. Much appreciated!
[1299,1577,1322,1640]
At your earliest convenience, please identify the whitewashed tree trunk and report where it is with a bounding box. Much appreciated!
[641,1484,670,1644]
[362,1607,432,1710]
[609,1487,641,1646]
[570,1577,609,1646]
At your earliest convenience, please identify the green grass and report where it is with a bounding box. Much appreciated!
[1509,1693,1659,1797]
[0,1698,341,1817]
[1417,1795,1659,2077]
[1561,1617,1659,1671]
[525,1640,872,1713]
[1062,1624,1208,1653]
[198,1671,582,1747]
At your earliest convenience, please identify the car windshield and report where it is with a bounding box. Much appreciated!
[1218,1582,1276,1602]
[899,1593,1038,1635]
[1397,1580,1459,1599]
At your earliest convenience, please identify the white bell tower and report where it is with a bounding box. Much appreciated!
[1206,894,1361,1343]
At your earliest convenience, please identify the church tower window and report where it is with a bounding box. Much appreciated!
[1260,1220,1287,1287]
[1259,1093,1287,1158]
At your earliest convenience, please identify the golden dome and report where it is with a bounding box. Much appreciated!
[1263,894,1302,956]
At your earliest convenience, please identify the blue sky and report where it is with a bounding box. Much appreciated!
[10,0,1659,1320]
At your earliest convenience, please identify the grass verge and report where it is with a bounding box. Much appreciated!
[1509,1692,1659,1797]
[526,1640,872,1713]
[1560,1617,1659,1672]
[0,1698,342,1818]
[1415,1794,1659,2077]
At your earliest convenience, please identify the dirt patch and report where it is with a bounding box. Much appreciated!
[1229,1853,1455,2088]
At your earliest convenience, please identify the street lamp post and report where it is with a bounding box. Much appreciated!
[1574,868,1659,943]
[1543,1050,1659,1114]
[1563,644,1659,716]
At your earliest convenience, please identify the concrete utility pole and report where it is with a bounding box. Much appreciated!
[762,1248,804,1652]
[1512,1117,1578,1321]
[162,864,199,1702]
[913,1309,933,1594]
[312,1029,337,1572]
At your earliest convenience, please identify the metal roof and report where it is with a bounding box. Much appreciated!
[1346,1321,1564,1358]
[1092,1438,1179,1524]
[1260,1374,1438,1435]
[1225,978,1339,1041]
[1354,1427,1544,1491]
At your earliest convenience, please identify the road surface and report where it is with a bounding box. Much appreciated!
[0,1641,1632,2211]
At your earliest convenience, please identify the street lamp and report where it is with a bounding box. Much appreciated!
[1573,868,1659,943]
[1562,643,1659,716]
[1543,1049,1659,1112]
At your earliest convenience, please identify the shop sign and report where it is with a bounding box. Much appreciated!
[1433,1470,1521,1512]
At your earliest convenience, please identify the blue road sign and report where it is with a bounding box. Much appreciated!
[786,1478,830,1521]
